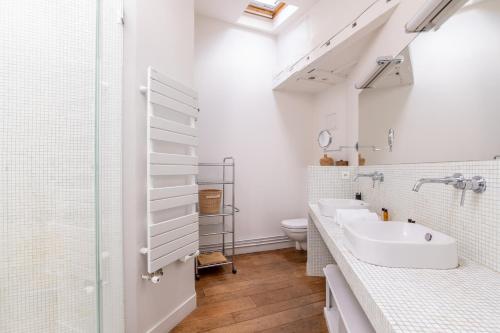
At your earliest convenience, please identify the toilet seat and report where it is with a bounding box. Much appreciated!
[281,218,307,230]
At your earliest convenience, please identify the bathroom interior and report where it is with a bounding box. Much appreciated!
[2,0,500,332]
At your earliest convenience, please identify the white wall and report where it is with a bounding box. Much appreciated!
[359,0,500,164]
[276,0,376,72]
[195,15,315,250]
[122,0,196,332]
[312,83,350,164]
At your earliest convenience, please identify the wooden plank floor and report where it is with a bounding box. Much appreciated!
[172,248,327,333]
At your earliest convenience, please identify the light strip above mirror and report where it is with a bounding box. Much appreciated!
[406,0,468,33]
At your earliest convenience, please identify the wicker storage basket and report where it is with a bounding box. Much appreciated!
[198,189,222,214]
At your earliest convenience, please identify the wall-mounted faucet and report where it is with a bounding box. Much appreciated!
[355,171,384,188]
[412,173,486,206]
[412,173,464,192]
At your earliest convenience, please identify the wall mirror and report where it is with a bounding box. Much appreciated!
[358,0,500,165]
[318,129,333,150]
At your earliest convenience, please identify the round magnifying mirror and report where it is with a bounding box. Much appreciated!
[388,128,395,152]
[318,130,333,150]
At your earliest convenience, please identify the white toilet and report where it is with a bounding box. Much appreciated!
[281,218,308,251]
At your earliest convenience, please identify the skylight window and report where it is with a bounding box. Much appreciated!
[245,0,287,19]
[252,0,281,9]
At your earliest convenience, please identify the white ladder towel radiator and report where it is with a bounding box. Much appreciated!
[140,67,200,279]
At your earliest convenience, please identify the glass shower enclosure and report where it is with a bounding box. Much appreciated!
[0,1,124,332]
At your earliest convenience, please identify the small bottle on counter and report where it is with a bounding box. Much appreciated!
[382,208,389,221]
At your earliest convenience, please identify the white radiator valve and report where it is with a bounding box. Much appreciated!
[142,269,164,284]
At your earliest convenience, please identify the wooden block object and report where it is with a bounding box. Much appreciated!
[320,154,334,166]
[198,252,228,266]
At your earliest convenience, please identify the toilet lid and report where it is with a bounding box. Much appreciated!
[281,218,307,229]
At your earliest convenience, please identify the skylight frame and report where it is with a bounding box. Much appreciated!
[251,0,281,10]
[245,1,287,20]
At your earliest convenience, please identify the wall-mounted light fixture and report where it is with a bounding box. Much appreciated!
[355,56,404,89]
[318,129,395,153]
[357,128,395,152]
[406,0,468,33]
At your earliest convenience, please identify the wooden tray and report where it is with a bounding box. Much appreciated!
[197,252,228,266]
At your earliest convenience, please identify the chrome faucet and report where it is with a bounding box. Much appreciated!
[412,173,487,206]
[354,171,384,188]
[412,173,464,192]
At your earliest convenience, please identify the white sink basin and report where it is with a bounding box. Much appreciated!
[318,199,369,218]
[343,221,458,269]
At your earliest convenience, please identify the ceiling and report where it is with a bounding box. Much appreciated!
[194,0,320,34]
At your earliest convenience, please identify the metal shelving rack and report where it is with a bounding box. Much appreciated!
[195,157,238,279]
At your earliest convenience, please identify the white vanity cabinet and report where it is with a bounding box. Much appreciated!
[323,265,374,333]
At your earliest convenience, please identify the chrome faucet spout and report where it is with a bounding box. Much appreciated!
[354,173,372,181]
[412,173,486,207]
[412,174,464,192]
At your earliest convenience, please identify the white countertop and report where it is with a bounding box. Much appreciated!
[308,204,500,333]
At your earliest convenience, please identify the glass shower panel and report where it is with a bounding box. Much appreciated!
[100,0,124,332]
[0,0,123,332]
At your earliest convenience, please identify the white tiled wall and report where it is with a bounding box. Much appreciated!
[308,166,358,203]
[0,1,123,332]
[306,219,335,276]
[308,160,500,272]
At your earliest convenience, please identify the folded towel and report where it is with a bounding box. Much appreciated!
[336,209,380,225]
[335,209,370,220]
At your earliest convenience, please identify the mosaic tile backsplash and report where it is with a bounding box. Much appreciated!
[308,160,500,272]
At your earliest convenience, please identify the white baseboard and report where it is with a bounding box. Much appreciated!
[200,235,294,255]
[146,293,196,333]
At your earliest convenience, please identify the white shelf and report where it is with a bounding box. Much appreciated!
[323,264,374,333]
[323,307,341,333]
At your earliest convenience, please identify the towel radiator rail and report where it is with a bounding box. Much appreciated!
[140,67,200,279]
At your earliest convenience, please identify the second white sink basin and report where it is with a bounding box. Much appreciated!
[343,221,458,269]
[318,199,369,218]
